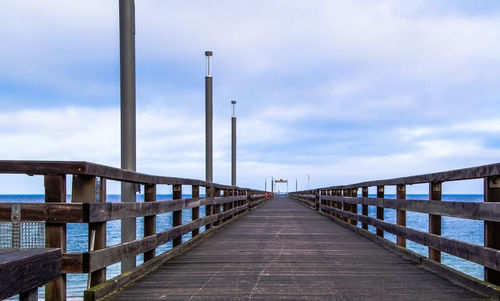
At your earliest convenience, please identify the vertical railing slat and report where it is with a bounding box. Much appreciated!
[144,184,156,261]
[429,182,442,262]
[205,186,212,230]
[44,175,67,301]
[361,187,368,230]
[485,176,500,285]
[350,188,358,226]
[396,184,406,247]
[376,186,384,237]
[191,185,200,237]
[172,184,182,247]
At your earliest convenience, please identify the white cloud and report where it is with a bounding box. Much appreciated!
[1,1,500,194]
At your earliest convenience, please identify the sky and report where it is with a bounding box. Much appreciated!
[1,0,500,194]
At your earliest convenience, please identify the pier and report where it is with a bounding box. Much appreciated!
[0,161,499,300]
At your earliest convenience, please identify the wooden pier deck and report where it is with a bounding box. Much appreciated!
[105,197,486,300]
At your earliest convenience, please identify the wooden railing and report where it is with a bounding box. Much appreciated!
[0,248,60,301]
[290,162,500,297]
[0,161,267,301]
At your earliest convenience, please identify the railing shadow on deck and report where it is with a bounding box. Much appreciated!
[290,162,500,300]
[0,160,269,301]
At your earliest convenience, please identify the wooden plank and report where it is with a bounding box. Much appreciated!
[72,175,107,287]
[172,184,182,248]
[429,182,442,262]
[396,184,407,247]
[213,188,221,226]
[485,176,500,285]
[223,189,230,222]
[205,187,212,230]
[0,248,61,300]
[86,196,244,222]
[61,253,84,273]
[191,185,200,237]
[321,195,500,222]
[376,186,384,237]
[144,184,156,262]
[71,175,96,203]
[44,174,67,301]
[362,187,368,229]
[350,188,357,225]
[0,203,84,223]
[321,204,500,272]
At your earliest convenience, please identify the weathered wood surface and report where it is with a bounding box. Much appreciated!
[309,162,500,190]
[321,203,500,271]
[63,204,249,273]
[0,160,246,190]
[105,197,486,300]
[0,195,248,223]
[321,195,500,222]
[0,248,61,300]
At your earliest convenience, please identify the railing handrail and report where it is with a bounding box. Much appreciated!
[0,160,255,191]
[296,162,500,191]
[0,248,61,300]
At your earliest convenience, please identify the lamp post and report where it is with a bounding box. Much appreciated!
[231,100,236,186]
[120,0,136,273]
[205,51,213,184]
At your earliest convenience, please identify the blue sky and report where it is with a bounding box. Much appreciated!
[1,0,500,194]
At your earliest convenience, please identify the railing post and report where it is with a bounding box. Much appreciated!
[223,189,230,222]
[327,189,335,216]
[315,190,319,211]
[72,175,107,287]
[335,189,342,219]
[191,185,200,237]
[350,188,358,226]
[230,189,235,219]
[485,176,500,285]
[429,182,442,262]
[325,190,329,212]
[172,184,182,247]
[343,189,349,223]
[213,188,221,226]
[376,185,384,237]
[345,189,353,224]
[205,186,212,230]
[144,184,156,261]
[396,184,406,247]
[44,175,67,301]
[361,187,368,230]
[246,189,251,210]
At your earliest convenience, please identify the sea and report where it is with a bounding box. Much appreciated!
[1,194,484,300]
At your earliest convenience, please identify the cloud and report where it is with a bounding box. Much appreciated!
[1,1,500,194]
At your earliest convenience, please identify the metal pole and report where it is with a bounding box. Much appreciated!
[119,0,136,273]
[231,100,236,186]
[205,51,213,183]
[296,178,297,192]
[265,179,267,192]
